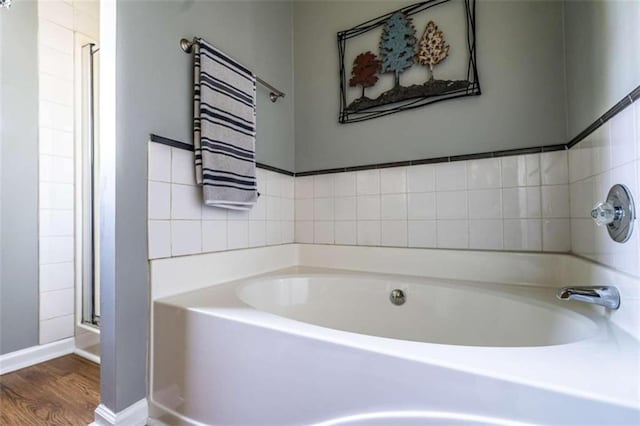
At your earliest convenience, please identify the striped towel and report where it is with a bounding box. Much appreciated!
[193,38,258,210]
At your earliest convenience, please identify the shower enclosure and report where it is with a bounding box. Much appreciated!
[80,42,100,327]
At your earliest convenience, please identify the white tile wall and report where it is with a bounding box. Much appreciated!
[436,191,467,219]
[569,102,640,277]
[407,164,435,193]
[294,152,571,251]
[357,195,380,220]
[40,288,74,320]
[146,109,638,275]
[148,181,171,220]
[147,143,294,259]
[357,221,381,246]
[502,187,541,219]
[437,220,468,249]
[38,3,74,345]
[381,194,407,220]
[469,219,503,250]
[467,158,501,189]
[229,220,250,249]
[73,0,100,40]
[335,221,356,245]
[408,192,436,220]
[503,219,542,251]
[148,220,171,259]
[171,220,202,256]
[37,0,101,345]
[408,220,436,248]
[40,314,75,345]
[356,170,380,195]
[40,210,74,237]
[40,262,74,292]
[502,154,541,187]
[381,220,408,247]
[380,167,406,193]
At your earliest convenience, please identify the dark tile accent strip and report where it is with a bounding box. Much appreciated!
[151,84,639,177]
[375,160,412,169]
[567,84,640,149]
[411,157,449,165]
[449,152,492,162]
[296,167,347,177]
[255,163,295,176]
[149,133,295,176]
[541,144,567,152]
[296,145,569,176]
[492,146,543,157]
[150,133,194,151]
[346,164,380,172]
[566,121,603,149]
[600,97,632,123]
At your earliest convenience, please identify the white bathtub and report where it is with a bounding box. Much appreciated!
[151,266,640,425]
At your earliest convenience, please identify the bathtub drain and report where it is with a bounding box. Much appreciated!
[390,289,406,306]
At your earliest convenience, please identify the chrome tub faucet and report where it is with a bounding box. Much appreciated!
[556,286,620,310]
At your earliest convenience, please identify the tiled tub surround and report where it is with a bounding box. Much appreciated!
[295,150,571,252]
[147,142,295,259]
[147,94,639,275]
[569,102,640,277]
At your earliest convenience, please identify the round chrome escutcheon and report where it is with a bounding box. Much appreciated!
[606,184,635,243]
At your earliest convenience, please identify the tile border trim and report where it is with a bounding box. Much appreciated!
[150,84,639,177]
[297,144,567,176]
[149,134,193,151]
[566,84,640,149]
[149,134,295,176]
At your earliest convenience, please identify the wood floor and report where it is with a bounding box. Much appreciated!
[0,354,99,425]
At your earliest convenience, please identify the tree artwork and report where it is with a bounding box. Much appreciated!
[379,11,417,88]
[338,1,481,123]
[416,20,450,81]
[349,52,380,98]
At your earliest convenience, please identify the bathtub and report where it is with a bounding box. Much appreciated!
[151,265,640,425]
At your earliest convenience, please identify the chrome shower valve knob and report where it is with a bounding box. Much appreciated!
[591,201,621,226]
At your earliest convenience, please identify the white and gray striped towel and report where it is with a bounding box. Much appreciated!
[193,38,258,210]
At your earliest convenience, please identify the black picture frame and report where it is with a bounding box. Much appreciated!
[338,0,480,124]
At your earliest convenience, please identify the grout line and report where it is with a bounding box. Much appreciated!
[40,312,75,322]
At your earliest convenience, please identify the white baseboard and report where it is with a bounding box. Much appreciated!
[0,338,75,375]
[92,398,148,426]
[74,347,101,364]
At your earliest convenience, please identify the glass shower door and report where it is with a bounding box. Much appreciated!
[80,43,100,327]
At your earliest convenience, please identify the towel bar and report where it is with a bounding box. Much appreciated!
[180,37,286,103]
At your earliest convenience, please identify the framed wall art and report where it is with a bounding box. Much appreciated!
[338,0,480,123]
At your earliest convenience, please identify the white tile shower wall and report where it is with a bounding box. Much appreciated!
[37,0,100,344]
[294,152,571,252]
[569,102,640,277]
[147,142,294,259]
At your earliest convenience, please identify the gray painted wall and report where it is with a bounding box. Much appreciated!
[0,0,40,355]
[110,0,294,412]
[119,0,295,171]
[293,0,567,172]
[564,0,640,139]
